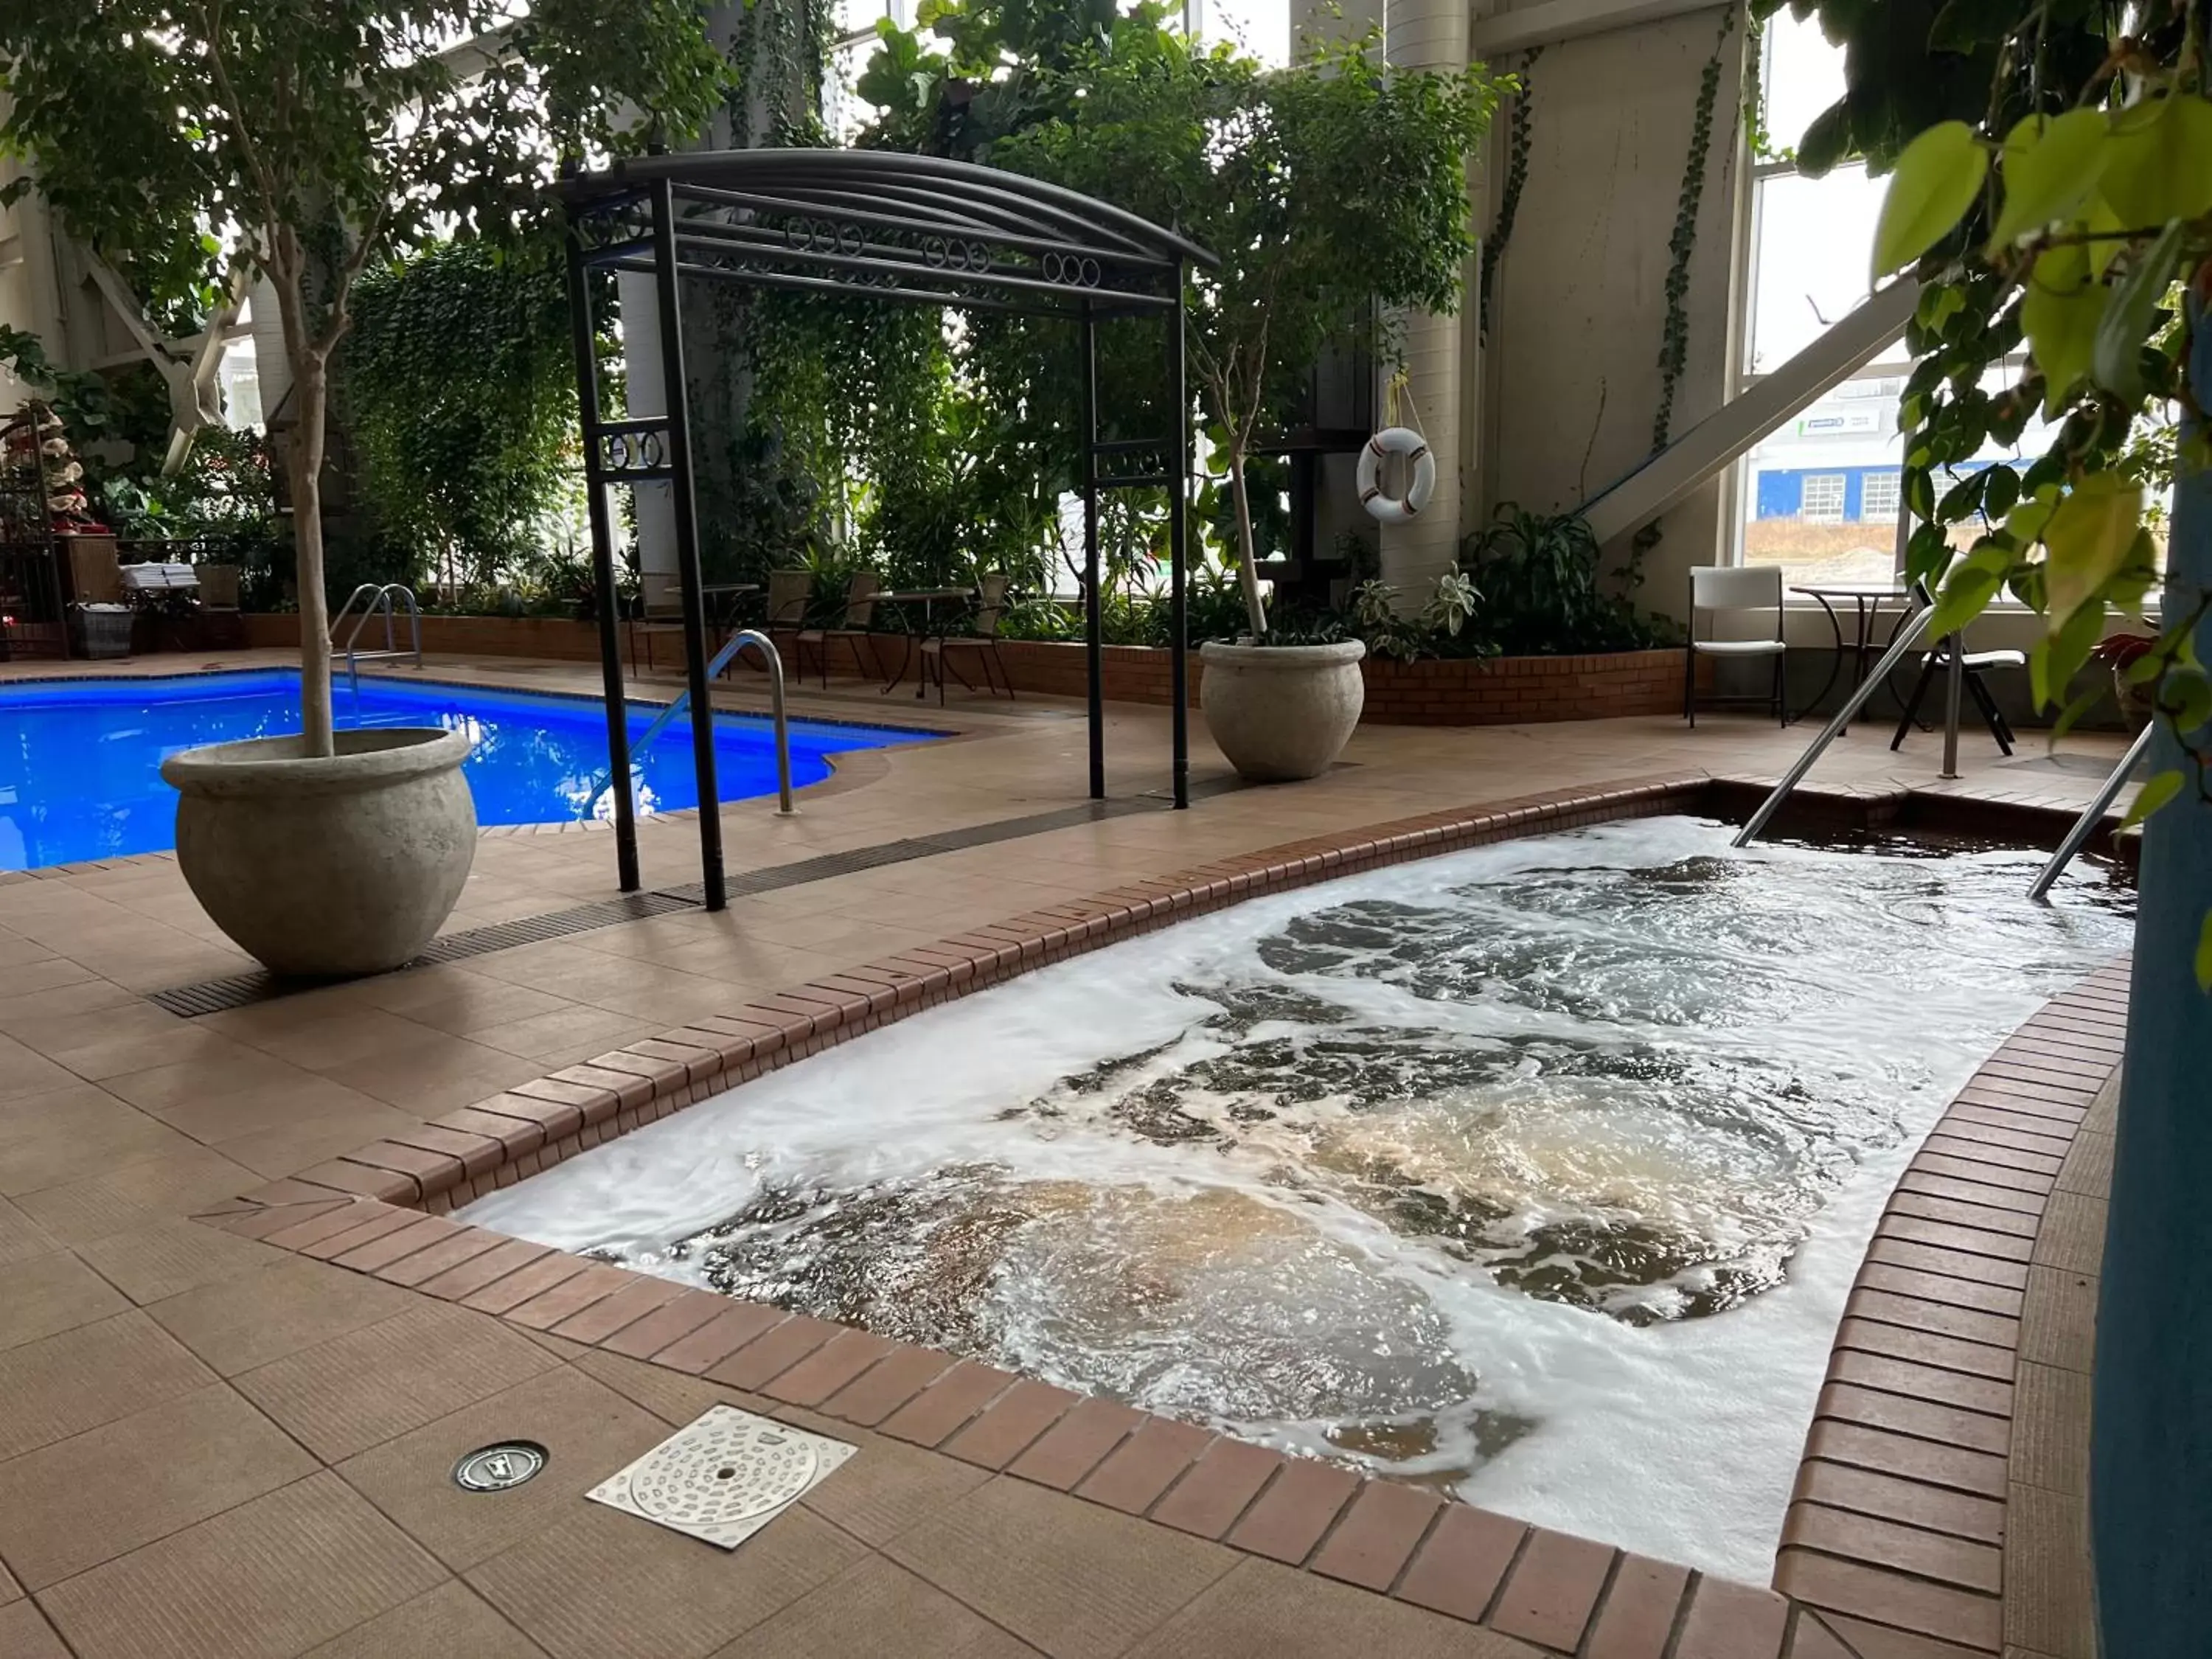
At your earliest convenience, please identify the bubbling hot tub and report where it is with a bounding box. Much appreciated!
[462,815,2131,1579]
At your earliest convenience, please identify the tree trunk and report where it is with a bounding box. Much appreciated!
[1226,439,1270,640]
[291,356,335,758]
[2090,302,2212,1650]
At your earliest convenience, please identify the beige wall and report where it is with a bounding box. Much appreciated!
[1478,4,1749,624]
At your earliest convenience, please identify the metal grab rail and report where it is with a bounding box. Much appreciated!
[1733,604,1938,848]
[589,629,795,818]
[2028,722,2157,900]
[327,582,422,694]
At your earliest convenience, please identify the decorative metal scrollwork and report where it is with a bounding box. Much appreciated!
[1039,251,1104,288]
[597,428,668,474]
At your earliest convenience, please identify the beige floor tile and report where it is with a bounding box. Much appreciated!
[0,1034,77,1103]
[1122,1556,1544,1659]
[13,1144,262,1246]
[467,1495,866,1659]
[335,1366,671,1571]
[0,1600,72,1658]
[18,1006,237,1084]
[150,1253,420,1377]
[38,1471,445,1659]
[796,1427,991,1548]
[211,1102,433,1183]
[0,1383,318,1589]
[886,1476,1238,1659]
[76,1216,283,1305]
[0,1251,131,1352]
[712,1554,1042,1659]
[224,1009,455,1074]
[0,1311,215,1462]
[319,1035,548,1116]
[467,1008,658,1066]
[235,1301,561,1462]
[108,1062,380,1143]
[0,976,145,1035]
[0,1086,201,1199]
[301,1580,549,1658]
[0,1197,58,1268]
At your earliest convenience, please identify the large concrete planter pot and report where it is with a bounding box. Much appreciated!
[161,727,477,978]
[1198,639,1366,782]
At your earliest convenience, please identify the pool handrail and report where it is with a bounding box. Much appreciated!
[328,582,423,692]
[1733,602,1937,848]
[587,628,796,818]
[2027,721,2156,901]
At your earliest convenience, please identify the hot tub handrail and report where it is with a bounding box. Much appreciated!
[588,628,795,818]
[2027,721,2156,901]
[1733,602,1938,848]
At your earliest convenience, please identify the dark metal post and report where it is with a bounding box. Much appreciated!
[1081,305,1105,800]
[1166,271,1190,809]
[649,178,726,908]
[563,209,639,892]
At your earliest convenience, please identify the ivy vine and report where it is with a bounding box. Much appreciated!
[342,240,580,592]
[1478,47,1540,343]
[1650,4,1739,456]
[726,0,835,145]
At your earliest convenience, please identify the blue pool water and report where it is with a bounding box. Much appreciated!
[0,670,940,871]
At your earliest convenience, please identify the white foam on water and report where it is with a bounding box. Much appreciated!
[463,816,2130,1582]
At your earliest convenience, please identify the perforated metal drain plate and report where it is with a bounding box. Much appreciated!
[585,1405,853,1550]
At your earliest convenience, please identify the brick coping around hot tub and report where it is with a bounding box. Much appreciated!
[1773,960,2124,1656]
[188,773,2126,1658]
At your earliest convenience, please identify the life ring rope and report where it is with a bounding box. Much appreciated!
[1358,371,1437,525]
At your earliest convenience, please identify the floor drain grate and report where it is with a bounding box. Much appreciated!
[587,1405,853,1550]
[146,891,698,1017]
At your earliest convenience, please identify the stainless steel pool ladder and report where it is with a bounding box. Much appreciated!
[2027,721,2157,900]
[329,582,423,693]
[586,628,795,818]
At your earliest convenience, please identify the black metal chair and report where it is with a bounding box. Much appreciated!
[1890,634,2027,756]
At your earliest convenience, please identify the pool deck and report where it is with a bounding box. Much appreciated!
[0,649,2134,1658]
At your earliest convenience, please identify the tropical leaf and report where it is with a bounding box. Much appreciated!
[1989,110,2111,251]
[2040,472,2143,631]
[2020,241,2104,415]
[1874,122,1988,279]
[2120,768,2182,831]
[2094,219,2186,404]
[2101,94,2212,229]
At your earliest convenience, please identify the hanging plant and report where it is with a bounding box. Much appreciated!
[1651,5,1740,456]
[1479,48,1540,343]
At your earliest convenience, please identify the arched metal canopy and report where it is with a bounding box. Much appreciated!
[560,148,1213,909]
[562,148,1215,319]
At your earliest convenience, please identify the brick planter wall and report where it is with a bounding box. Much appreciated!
[243,613,1698,726]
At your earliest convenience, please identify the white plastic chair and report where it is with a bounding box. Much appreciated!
[1686,565,1788,727]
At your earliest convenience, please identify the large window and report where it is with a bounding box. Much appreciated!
[1734,14,2051,588]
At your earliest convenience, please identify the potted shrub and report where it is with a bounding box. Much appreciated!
[1,0,722,975]
[995,31,1502,780]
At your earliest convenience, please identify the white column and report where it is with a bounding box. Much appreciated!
[1381,0,1469,611]
[247,274,293,426]
[619,269,678,582]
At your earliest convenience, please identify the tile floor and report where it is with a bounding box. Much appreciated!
[0,650,2135,1657]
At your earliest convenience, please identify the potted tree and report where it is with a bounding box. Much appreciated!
[995,29,1502,780]
[0,1,722,975]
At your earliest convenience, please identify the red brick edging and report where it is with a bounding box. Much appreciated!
[1774,962,2126,1655]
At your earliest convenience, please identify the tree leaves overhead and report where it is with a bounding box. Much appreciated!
[1986,110,2110,252]
[2101,94,2212,229]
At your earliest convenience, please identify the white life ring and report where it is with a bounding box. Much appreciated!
[1357,427,1436,524]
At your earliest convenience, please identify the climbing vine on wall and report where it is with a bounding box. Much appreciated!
[343,240,580,591]
[1649,4,1739,456]
[726,0,835,144]
[1478,47,1540,341]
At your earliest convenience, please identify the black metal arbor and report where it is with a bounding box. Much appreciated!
[557,149,1218,911]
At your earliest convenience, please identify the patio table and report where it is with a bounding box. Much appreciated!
[875,586,975,697]
[1792,582,1922,731]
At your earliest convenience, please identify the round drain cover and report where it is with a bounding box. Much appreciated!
[626,1416,820,1530]
[453,1441,548,1492]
